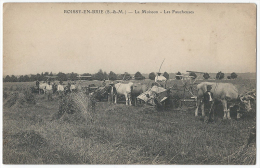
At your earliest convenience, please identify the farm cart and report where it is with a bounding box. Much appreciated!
[170,76,197,108]
[169,71,206,109]
[91,85,113,102]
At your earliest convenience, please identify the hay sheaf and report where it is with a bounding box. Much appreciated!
[6,130,48,152]
[223,144,256,165]
[4,90,36,108]
[57,92,93,122]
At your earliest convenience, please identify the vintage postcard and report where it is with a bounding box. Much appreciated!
[2,3,257,165]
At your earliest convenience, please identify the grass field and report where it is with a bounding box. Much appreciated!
[2,79,256,164]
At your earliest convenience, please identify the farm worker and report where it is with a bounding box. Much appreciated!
[57,81,65,98]
[46,81,53,101]
[36,80,40,89]
[58,81,64,91]
[68,79,71,92]
[102,79,106,86]
[52,82,57,94]
[90,95,96,113]
[203,85,214,123]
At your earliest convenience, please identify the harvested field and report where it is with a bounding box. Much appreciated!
[2,79,256,164]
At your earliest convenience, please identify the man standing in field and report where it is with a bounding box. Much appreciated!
[36,80,40,93]
[67,79,72,92]
[203,85,214,123]
[57,81,64,97]
[46,81,53,101]
[36,80,40,88]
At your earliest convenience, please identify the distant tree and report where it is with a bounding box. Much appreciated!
[189,72,197,79]
[18,75,24,82]
[41,72,44,79]
[149,72,156,80]
[10,75,18,82]
[49,72,53,76]
[163,72,169,80]
[108,71,117,80]
[175,72,182,80]
[134,71,144,80]
[124,72,132,80]
[57,72,67,81]
[70,72,78,81]
[227,76,231,79]
[44,72,49,76]
[117,72,132,80]
[4,75,11,82]
[30,75,37,81]
[36,73,43,81]
[117,74,124,80]
[23,75,30,82]
[231,72,238,79]
[103,71,108,80]
[94,69,104,80]
[216,71,224,80]
[203,73,210,80]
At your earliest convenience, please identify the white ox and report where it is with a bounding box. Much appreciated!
[195,82,252,119]
[70,84,76,92]
[113,82,134,105]
[57,84,64,92]
[39,83,47,94]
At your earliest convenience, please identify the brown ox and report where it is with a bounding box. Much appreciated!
[195,82,252,119]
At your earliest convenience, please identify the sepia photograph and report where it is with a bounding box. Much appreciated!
[2,2,257,165]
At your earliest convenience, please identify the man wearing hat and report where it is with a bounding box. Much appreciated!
[46,81,53,101]
[203,85,214,123]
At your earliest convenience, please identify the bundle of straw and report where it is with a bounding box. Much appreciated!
[58,92,93,121]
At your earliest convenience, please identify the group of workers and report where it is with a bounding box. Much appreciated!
[35,79,76,101]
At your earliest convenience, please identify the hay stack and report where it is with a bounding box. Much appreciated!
[4,89,36,108]
[225,144,256,165]
[4,92,19,108]
[223,127,256,165]
[58,92,93,122]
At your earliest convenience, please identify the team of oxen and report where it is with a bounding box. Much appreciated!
[89,81,255,120]
[32,80,255,120]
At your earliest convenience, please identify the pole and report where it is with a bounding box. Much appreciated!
[156,58,165,83]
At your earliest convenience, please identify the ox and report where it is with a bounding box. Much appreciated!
[195,82,252,119]
[70,84,76,92]
[39,83,47,94]
[113,82,134,105]
[131,83,148,106]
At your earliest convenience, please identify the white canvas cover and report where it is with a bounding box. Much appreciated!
[150,85,167,93]
[155,75,167,82]
[137,86,168,105]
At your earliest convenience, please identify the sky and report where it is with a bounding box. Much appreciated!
[3,3,256,76]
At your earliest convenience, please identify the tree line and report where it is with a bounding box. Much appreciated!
[173,71,238,80]
[3,70,238,82]
[3,70,146,82]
